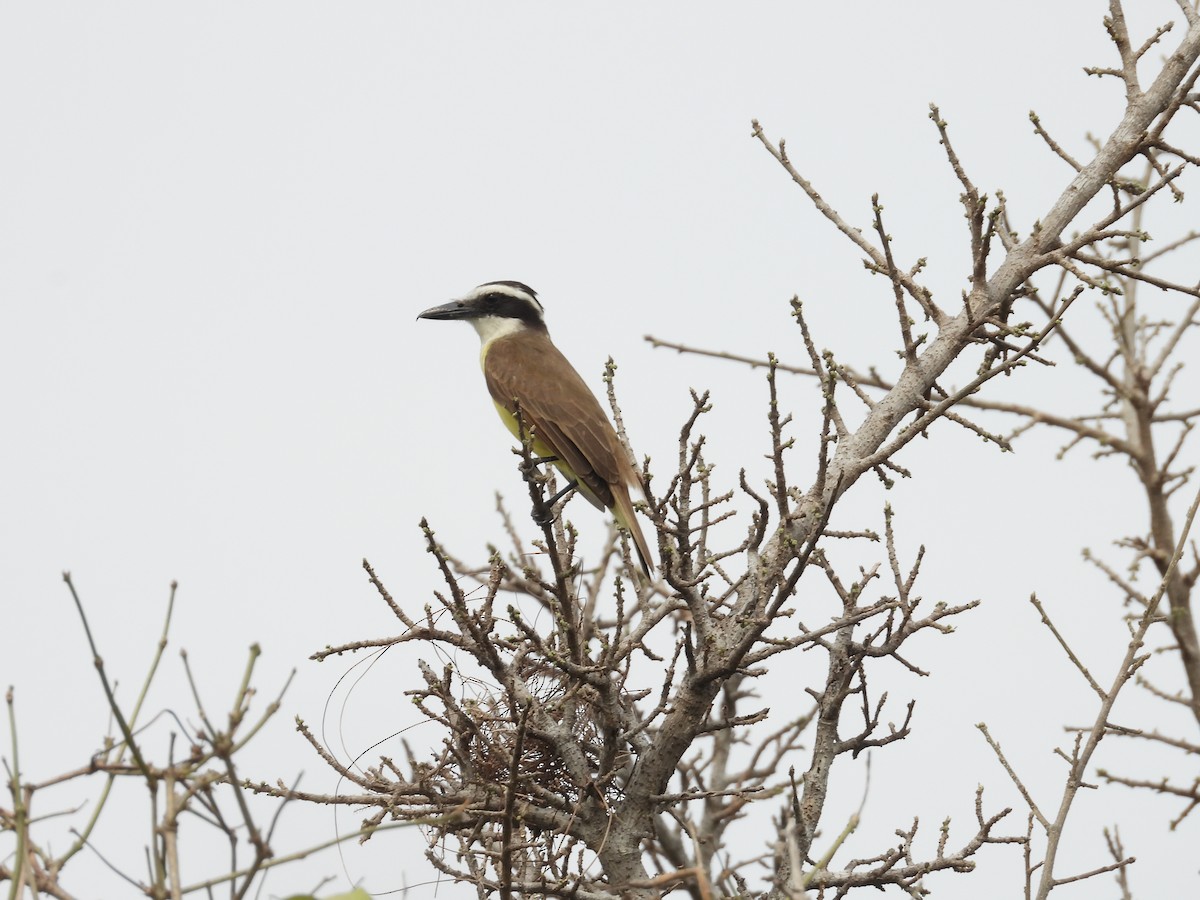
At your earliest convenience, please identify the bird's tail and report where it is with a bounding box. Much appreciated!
[612,482,654,579]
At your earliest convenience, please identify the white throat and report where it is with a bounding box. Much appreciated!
[470,315,527,348]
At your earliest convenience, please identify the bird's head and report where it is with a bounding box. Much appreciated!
[418,281,547,343]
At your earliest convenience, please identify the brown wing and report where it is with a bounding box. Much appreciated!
[485,329,655,577]
[484,329,630,507]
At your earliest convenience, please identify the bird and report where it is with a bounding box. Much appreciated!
[418,280,654,578]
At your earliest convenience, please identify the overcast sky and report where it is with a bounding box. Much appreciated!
[3,3,1198,897]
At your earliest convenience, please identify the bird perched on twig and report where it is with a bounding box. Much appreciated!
[418,280,654,577]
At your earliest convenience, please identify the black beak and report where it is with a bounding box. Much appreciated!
[417,300,474,321]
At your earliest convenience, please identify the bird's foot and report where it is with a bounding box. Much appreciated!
[533,480,578,526]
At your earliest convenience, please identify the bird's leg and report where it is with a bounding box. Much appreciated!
[532,479,578,526]
[531,454,559,467]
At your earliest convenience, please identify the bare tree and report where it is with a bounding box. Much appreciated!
[251,4,1200,898]
[1,576,372,899]
[11,5,1192,899]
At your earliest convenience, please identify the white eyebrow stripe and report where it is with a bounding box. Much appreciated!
[467,282,542,311]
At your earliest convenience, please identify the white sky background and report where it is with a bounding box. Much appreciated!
[3,2,1199,897]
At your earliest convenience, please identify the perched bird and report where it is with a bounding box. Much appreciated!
[418,280,653,577]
